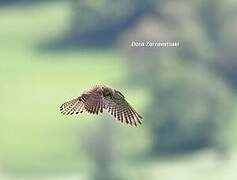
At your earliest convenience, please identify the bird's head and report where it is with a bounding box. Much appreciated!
[102,86,114,97]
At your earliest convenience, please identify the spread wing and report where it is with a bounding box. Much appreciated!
[60,96,84,115]
[60,86,143,127]
[60,89,104,115]
[60,97,84,114]
[103,94,142,126]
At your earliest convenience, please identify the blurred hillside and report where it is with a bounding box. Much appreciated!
[0,1,237,180]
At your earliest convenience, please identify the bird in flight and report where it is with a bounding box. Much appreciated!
[59,84,142,126]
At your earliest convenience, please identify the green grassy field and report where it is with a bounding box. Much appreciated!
[0,50,124,174]
[1,2,237,180]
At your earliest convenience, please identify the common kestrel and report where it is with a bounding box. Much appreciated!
[59,84,142,126]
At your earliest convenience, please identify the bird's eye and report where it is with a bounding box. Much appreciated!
[103,90,111,97]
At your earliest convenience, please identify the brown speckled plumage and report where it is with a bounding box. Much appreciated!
[60,84,142,126]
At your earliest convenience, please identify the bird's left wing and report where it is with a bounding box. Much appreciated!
[103,95,143,126]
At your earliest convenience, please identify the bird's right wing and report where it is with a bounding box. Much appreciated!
[60,96,84,115]
[60,90,104,115]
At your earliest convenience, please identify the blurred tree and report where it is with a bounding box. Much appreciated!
[146,64,233,153]
[82,121,122,180]
[199,0,237,89]
[52,0,159,48]
[119,5,235,154]
[0,0,56,6]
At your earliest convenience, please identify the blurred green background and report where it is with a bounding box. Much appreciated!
[0,0,237,180]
